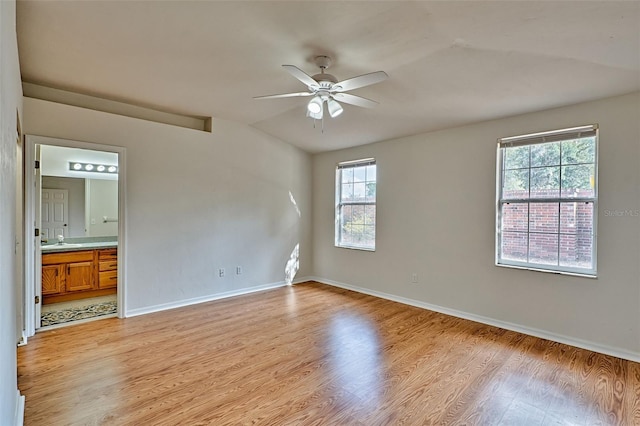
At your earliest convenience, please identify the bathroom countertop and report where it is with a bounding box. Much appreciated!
[42,241,118,253]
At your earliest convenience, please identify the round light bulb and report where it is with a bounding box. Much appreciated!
[73,163,82,170]
[85,164,94,171]
[97,165,105,172]
[108,166,117,173]
[307,97,323,114]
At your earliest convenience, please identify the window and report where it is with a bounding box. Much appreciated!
[336,158,376,250]
[497,125,598,276]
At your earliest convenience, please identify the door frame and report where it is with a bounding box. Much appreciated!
[16,115,25,345]
[24,135,127,338]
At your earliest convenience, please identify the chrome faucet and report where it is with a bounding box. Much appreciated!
[57,235,65,244]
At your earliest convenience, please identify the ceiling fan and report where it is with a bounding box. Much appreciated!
[254,56,388,120]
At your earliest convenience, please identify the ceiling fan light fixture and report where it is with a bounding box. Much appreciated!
[307,107,323,120]
[255,56,388,123]
[327,99,344,118]
[307,96,323,114]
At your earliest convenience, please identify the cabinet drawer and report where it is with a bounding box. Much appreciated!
[98,249,117,261]
[99,260,118,272]
[42,250,93,265]
[99,270,118,289]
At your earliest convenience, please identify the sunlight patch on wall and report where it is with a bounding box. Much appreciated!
[289,191,301,218]
[285,243,299,285]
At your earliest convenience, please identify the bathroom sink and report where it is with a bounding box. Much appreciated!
[43,243,83,249]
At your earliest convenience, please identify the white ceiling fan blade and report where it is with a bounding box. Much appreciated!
[254,92,313,100]
[332,71,388,92]
[282,65,320,90]
[333,93,379,109]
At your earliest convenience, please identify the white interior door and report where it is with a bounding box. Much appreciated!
[41,188,69,240]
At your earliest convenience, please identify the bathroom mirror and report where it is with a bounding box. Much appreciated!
[40,146,118,238]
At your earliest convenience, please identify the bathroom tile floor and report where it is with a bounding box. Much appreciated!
[41,294,116,313]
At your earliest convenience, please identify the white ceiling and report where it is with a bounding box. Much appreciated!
[16,1,640,153]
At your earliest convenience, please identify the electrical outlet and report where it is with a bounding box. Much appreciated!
[218,268,225,278]
[236,266,242,275]
[411,273,418,283]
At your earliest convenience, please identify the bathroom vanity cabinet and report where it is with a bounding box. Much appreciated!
[42,248,117,304]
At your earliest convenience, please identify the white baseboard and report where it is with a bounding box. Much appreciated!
[17,331,28,347]
[310,276,640,363]
[125,281,290,317]
[15,391,25,426]
[291,275,313,285]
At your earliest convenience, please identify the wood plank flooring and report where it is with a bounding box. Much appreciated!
[18,282,640,425]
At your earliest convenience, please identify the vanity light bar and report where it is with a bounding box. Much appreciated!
[69,162,118,174]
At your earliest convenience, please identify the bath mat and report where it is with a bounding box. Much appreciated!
[41,301,117,327]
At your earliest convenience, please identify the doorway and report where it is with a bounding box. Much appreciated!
[24,135,126,336]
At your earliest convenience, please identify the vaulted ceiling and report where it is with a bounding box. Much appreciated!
[17,1,640,153]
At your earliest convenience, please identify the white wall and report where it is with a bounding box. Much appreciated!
[24,98,312,313]
[313,92,640,359]
[86,178,118,237]
[42,176,85,237]
[0,0,23,423]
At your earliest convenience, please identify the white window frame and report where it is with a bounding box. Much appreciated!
[335,158,376,251]
[496,125,598,277]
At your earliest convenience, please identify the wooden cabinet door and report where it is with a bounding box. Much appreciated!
[66,261,94,292]
[42,265,64,295]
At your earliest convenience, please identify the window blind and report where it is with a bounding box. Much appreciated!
[499,125,597,148]
[337,158,376,169]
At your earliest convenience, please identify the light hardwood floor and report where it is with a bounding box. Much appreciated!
[18,282,640,425]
